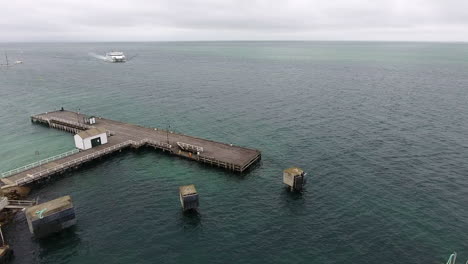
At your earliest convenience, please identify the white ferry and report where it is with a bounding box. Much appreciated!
[105,52,126,63]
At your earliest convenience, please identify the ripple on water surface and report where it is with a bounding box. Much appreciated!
[0,42,468,264]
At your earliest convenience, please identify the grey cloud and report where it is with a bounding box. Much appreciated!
[1,0,468,41]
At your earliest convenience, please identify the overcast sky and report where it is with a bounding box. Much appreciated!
[2,0,468,42]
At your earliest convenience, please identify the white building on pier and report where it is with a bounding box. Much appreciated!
[74,128,108,150]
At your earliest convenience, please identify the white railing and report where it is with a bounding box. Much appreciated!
[197,154,242,171]
[32,115,91,129]
[14,141,133,186]
[177,142,203,153]
[1,149,80,178]
[146,139,172,150]
[12,139,175,186]
[50,117,92,129]
[128,138,172,150]
[130,139,147,147]
[7,199,36,207]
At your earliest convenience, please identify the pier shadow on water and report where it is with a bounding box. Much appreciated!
[279,187,309,215]
[35,226,83,261]
[280,187,306,201]
[179,209,202,231]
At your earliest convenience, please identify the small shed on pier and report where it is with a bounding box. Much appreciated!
[74,128,108,150]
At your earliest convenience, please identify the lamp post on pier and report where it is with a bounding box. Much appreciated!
[35,150,41,173]
[166,124,171,144]
[76,108,80,124]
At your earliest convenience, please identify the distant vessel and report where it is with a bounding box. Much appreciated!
[1,52,23,67]
[105,52,126,63]
[1,52,10,67]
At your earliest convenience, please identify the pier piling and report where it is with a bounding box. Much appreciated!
[179,185,199,211]
[25,195,76,238]
[283,168,307,192]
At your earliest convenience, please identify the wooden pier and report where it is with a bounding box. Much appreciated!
[0,110,261,187]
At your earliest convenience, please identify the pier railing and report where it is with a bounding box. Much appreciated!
[5,199,37,209]
[14,141,133,186]
[1,149,80,178]
[31,115,93,131]
[10,139,175,186]
[145,139,172,151]
[197,155,241,171]
[49,117,92,130]
[177,142,203,153]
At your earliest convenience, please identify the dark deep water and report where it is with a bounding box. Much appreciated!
[0,41,467,264]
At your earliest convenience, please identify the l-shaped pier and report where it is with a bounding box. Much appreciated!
[1,110,261,187]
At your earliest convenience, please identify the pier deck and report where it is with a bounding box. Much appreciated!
[1,110,261,186]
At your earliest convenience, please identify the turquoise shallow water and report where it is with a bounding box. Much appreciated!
[0,41,468,263]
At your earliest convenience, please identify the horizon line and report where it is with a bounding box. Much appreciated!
[0,39,467,44]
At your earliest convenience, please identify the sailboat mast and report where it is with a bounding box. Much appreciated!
[4,52,8,66]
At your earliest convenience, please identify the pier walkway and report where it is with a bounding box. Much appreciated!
[1,110,261,187]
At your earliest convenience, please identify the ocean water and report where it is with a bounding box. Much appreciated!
[0,41,467,264]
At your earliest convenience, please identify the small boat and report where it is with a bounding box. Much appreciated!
[105,51,126,63]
